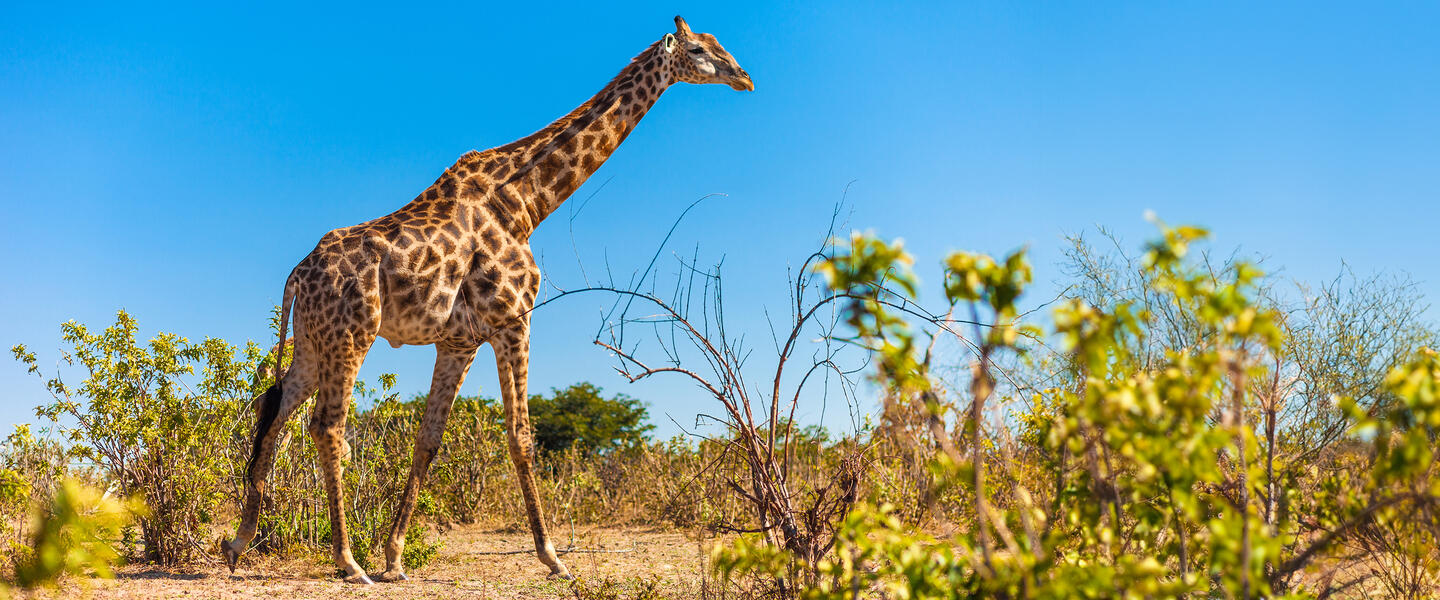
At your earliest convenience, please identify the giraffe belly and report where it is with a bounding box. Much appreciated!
[376,317,444,348]
[376,288,460,348]
[375,303,500,349]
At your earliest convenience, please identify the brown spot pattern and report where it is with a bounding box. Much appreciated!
[228,19,751,584]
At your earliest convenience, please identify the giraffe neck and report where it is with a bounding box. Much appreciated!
[466,41,674,238]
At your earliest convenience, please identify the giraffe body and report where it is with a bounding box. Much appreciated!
[224,16,751,583]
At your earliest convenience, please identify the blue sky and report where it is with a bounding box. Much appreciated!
[3,2,1437,438]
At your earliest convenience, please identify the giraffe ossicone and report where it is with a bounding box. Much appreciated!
[222,15,751,584]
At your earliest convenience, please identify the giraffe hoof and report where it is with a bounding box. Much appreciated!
[375,569,408,583]
[221,539,242,573]
[547,569,573,581]
[345,573,375,585]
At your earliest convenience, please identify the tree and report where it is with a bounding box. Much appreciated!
[527,383,653,455]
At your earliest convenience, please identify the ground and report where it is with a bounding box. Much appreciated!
[68,526,711,599]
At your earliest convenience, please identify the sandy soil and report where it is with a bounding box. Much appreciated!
[69,526,711,599]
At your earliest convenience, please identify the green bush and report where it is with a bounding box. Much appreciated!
[420,395,511,525]
[5,219,1434,598]
[14,478,139,589]
[401,524,439,571]
[715,220,1440,598]
[12,312,261,564]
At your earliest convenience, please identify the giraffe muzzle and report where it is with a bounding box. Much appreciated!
[729,70,755,92]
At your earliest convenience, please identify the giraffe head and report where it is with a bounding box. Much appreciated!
[662,16,754,92]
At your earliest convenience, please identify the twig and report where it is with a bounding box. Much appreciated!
[471,546,636,556]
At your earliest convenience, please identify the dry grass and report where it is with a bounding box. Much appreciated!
[30,526,714,599]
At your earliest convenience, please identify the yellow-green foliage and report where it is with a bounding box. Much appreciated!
[3,218,1436,597]
[717,220,1440,598]
[12,314,261,565]
[14,478,139,589]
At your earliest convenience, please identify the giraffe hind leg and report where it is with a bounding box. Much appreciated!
[224,354,318,571]
[310,352,374,585]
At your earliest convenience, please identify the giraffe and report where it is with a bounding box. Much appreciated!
[222,16,751,584]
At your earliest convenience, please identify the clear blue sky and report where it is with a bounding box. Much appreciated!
[3,2,1437,438]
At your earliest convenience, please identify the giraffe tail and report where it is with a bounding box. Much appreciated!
[245,271,298,489]
[245,385,283,481]
[273,269,298,382]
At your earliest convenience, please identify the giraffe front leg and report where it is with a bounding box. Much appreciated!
[377,345,478,583]
[495,329,571,579]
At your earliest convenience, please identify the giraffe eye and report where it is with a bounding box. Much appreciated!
[688,47,706,55]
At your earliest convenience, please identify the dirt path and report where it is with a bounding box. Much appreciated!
[81,526,710,599]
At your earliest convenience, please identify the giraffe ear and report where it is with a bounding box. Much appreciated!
[663,33,676,53]
[674,15,692,38]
